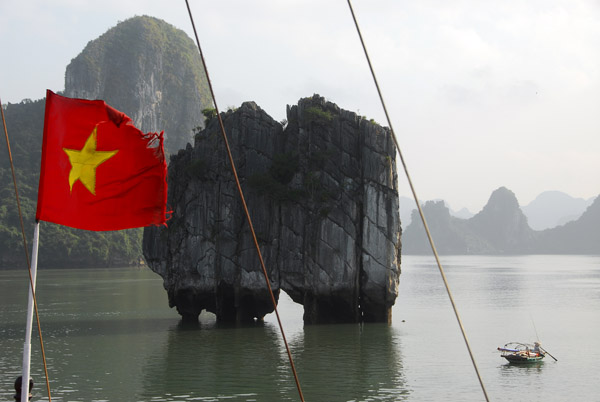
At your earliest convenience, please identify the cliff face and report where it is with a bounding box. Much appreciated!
[64,16,212,154]
[143,95,401,324]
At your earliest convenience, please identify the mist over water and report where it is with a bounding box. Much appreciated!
[1,255,599,401]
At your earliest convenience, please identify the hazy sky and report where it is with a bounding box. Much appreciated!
[1,0,598,213]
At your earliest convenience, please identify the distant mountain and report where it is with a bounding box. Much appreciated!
[521,191,596,230]
[531,196,600,254]
[400,196,473,227]
[451,206,474,220]
[403,200,476,254]
[468,187,535,253]
[399,196,417,227]
[402,187,599,255]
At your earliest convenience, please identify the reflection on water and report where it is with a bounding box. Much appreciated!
[290,324,407,401]
[2,255,600,401]
[141,320,289,401]
[140,316,408,401]
[499,361,545,376]
[0,268,178,402]
[0,268,407,401]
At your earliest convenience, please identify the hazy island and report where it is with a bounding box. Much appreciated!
[402,187,599,255]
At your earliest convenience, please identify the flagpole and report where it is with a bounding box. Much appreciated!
[21,221,40,402]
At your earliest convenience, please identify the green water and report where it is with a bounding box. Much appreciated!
[1,255,599,401]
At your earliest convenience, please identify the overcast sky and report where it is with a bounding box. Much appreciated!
[1,0,598,213]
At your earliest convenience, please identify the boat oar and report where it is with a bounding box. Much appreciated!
[540,347,558,361]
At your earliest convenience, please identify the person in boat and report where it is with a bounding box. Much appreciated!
[533,342,542,356]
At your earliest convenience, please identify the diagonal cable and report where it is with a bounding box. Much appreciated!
[345,1,491,401]
[183,2,305,401]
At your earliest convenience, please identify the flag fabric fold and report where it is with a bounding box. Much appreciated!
[36,90,167,231]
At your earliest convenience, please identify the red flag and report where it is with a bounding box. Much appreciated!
[36,90,167,231]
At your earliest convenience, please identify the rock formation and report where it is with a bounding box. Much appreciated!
[403,187,534,254]
[143,95,402,324]
[402,186,600,254]
[64,16,212,154]
[469,187,535,253]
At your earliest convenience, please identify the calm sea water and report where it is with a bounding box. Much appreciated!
[1,255,599,401]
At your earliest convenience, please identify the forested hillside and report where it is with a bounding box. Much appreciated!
[1,99,143,268]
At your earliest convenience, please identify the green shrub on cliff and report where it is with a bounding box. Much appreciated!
[303,106,333,125]
[201,107,216,125]
[248,152,303,202]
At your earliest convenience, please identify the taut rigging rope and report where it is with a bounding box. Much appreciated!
[183,2,305,401]
[345,1,491,401]
[1,97,53,401]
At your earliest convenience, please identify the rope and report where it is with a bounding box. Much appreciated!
[345,2,490,401]
[1,97,53,401]
[183,2,305,401]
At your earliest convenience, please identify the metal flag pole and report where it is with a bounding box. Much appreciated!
[2,96,51,401]
[21,221,40,402]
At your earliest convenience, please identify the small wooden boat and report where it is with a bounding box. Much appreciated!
[497,342,545,363]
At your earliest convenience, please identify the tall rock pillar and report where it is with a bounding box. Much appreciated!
[144,95,401,324]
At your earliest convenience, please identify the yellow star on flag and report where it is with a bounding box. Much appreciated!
[63,126,118,195]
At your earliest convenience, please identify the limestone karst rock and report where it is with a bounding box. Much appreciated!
[468,187,535,253]
[64,15,212,154]
[143,95,402,324]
